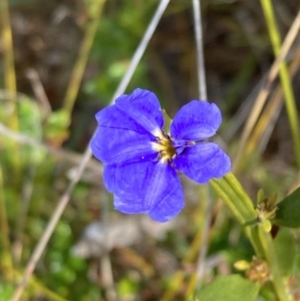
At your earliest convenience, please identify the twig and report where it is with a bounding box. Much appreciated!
[112,0,171,101]
[26,68,52,119]
[10,1,171,300]
[192,0,207,101]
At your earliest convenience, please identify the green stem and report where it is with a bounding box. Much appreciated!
[210,174,262,256]
[258,229,292,301]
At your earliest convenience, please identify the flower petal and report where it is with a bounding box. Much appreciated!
[90,125,157,164]
[103,161,155,195]
[95,104,149,134]
[170,101,222,141]
[115,88,164,134]
[114,193,147,214]
[104,161,184,222]
[173,142,231,184]
[148,166,184,222]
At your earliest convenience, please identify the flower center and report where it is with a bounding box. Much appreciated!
[153,131,176,162]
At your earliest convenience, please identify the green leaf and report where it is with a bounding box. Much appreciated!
[195,275,259,301]
[273,187,300,228]
[257,188,265,203]
[273,227,296,277]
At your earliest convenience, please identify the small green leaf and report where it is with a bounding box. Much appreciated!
[257,188,265,203]
[195,275,260,301]
[273,187,300,228]
[273,227,296,277]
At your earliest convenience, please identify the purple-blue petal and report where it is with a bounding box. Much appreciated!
[115,88,164,134]
[103,160,156,196]
[148,165,184,222]
[95,104,149,135]
[173,142,231,184]
[90,124,157,164]
[114,193,147,214]
[170,101,222,141]
[104,160,184,222]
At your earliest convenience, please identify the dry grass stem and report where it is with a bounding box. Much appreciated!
[233,8,300,171]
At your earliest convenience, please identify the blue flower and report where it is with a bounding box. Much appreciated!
[90,88,231,222]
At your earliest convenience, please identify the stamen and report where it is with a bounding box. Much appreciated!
[152,131,176,162]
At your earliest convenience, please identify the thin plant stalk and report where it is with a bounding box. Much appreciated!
[62,0,106,117]
[260,0,300,167]
[192,0,207,101]
[0,167,13,279]
[112,0,171,101]
[0,0,20,173]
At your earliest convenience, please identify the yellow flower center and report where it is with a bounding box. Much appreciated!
[152,130,176,162]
